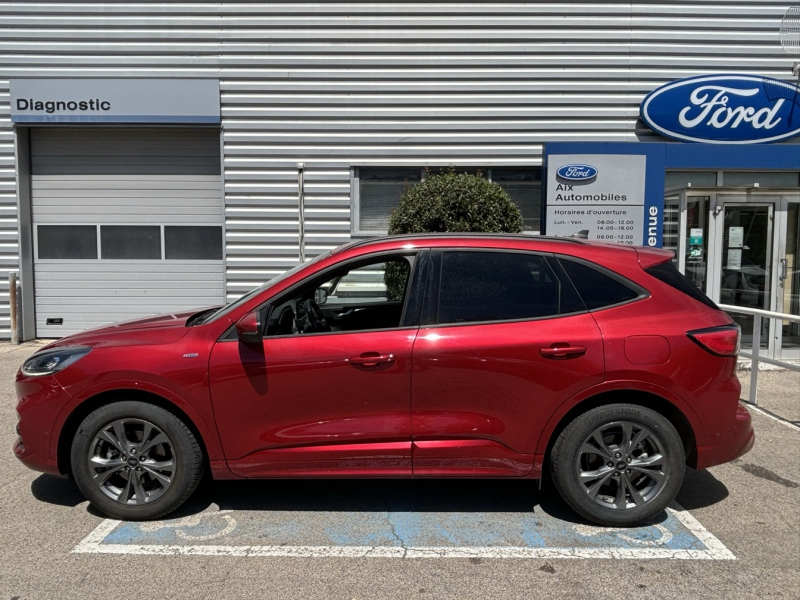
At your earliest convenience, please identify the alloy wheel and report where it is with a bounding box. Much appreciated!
[87,418,176,505]
[575,420,668,510]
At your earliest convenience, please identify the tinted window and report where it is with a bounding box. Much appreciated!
[358,168,421,232]
[492,168,542,231]
[37,225,97,259]
[100,226,161,259]
[645,261,719,310]
[165,226,222,260]
[437,251,579,324]
[558,258,641,310]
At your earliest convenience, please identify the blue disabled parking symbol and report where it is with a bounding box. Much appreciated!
[73,480,734,560]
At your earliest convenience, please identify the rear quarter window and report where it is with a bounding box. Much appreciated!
[644,261,719,310]
[558,257,645,310]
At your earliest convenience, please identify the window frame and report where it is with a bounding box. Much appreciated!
[34,223,223,262]
[350,166,542,237]
[420,248,588,329]
[225,249,428,341]
[35,224,99,260]
[100,225,162,260]
[555,255,650,312]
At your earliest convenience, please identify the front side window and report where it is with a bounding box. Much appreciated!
[436,251,583,325]
[265,255,414,336]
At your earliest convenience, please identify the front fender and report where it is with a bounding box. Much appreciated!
[50,376,225,462]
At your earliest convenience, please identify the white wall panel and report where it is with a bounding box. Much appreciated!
[30,128,224,336]
[0,1,797,332]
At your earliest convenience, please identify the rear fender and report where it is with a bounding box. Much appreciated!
[534,379,703,458]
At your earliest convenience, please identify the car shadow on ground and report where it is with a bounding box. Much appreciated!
[675,467,730,510]
[30,473,86,507]
[31,467,729,527]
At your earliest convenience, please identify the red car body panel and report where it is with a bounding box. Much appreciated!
[410,313,603,476]
[13,235,753,484]
[209,327,417,477]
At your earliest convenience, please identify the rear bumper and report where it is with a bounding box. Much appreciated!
[696,402,755,470]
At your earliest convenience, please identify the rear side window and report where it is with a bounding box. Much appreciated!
[645,261,719,310]
[558,258,643,310]
[436,251,584,324]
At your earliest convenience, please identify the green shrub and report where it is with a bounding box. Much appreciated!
[387,169,524,235]
[384,169,524,299]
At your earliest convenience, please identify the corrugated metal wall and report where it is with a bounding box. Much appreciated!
[0,1,795,334]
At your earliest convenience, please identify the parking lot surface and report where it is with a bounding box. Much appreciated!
[1,342,798,599]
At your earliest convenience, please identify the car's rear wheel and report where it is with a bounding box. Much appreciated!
[70,401,204,521]
[550,403,685,526]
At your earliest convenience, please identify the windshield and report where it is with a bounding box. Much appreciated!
[200,251,333,324]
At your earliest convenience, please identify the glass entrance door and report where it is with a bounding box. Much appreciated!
[662,191,711,294]
[668,190,800,359]
[777,199,800,359]
[718,204,773,350]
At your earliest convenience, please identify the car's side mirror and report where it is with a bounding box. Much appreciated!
[314,288,328,305]
[235,310,262,345]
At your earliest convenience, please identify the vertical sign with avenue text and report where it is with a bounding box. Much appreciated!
[545,154,656,246]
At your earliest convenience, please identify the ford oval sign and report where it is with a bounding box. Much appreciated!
[641,74,800,144]
[556,164,598,181]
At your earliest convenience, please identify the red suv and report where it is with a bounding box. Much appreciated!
[13,235,754,526]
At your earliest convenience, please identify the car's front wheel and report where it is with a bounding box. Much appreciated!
[70,401,204,520]
[550,403,685,527]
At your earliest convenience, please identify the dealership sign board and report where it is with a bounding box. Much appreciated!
[10,79,220,124]
[546,154,659,246]
[641,74,800,144]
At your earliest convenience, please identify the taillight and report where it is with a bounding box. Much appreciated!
[687,324,741,357]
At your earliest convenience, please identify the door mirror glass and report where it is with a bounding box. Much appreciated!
[314,288,328,305]
[235,310,262,344]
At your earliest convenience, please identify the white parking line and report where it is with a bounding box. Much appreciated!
[745,403,800,432]
[72,503,735,560]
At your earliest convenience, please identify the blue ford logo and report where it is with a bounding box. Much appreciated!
[556,164,598,181]
[641,74,800,144]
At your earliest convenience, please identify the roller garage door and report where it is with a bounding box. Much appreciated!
[31,128,224,337]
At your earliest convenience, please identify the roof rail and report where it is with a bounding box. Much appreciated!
[332,233,584,254]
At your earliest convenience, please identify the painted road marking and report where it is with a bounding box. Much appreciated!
[745,402,800,432]
[73,502,734,560]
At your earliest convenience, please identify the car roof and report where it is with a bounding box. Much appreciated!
[331,233,586,255]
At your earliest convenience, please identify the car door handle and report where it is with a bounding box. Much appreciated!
[539,344,587,359]
[348,353,396,367]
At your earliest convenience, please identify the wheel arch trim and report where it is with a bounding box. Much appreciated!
[52,379,226,476]
[534,381,703,469]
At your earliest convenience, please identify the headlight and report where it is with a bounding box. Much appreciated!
[21,346,92,377]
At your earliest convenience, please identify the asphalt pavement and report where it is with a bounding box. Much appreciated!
[1,341,798,600]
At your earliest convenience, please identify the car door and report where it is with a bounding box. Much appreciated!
[410,249,604,476]
[209,252,425,477]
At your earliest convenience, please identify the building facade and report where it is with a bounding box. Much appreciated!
[0,1,798,357]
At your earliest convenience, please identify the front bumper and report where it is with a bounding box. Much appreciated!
[13,372,73,476]
[696,402,755,470]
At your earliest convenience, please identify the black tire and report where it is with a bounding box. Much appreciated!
[70,401,204,521]
[550,403,685,527]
